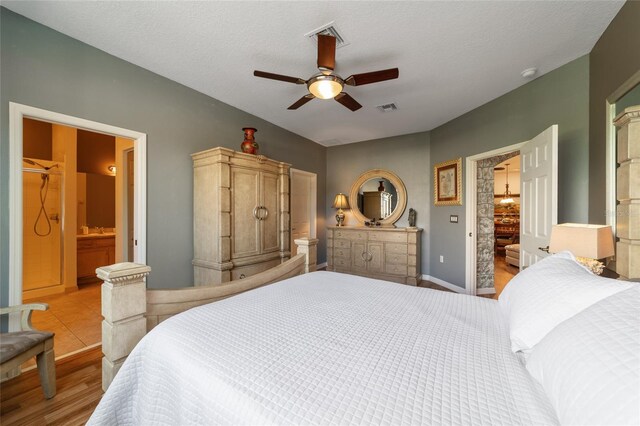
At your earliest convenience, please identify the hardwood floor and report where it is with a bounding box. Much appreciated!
[1,346,103,426]
[494,254,518,299]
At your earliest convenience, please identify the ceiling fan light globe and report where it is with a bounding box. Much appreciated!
[307,75,343,99]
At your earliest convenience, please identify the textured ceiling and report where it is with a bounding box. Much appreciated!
[3,1,624,146]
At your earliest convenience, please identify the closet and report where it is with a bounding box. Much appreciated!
[192,147,290,285]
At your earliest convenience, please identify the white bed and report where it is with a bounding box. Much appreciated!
[90,271,558,425]
[89,253,639,426]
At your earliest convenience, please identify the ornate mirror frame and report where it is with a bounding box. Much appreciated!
[349,169,407,226]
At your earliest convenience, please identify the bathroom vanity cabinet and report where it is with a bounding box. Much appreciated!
[77,234,115,285]
[191,147,290,285]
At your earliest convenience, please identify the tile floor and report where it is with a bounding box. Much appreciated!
[22,282,102,368]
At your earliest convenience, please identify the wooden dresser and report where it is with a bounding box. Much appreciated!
[192,147,290,285]
[327,226,422,285]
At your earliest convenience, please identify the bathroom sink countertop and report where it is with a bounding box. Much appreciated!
[77,232,116,240]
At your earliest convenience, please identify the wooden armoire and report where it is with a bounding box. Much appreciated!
[191,147,291,285]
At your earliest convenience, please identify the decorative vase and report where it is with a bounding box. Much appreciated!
[240,127,259,155]
[378,181,385,191]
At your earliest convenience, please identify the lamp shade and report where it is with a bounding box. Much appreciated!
[332,193,350,209]
[549,223,615,259]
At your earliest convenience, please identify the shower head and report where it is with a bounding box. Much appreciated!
[23,158,59,170]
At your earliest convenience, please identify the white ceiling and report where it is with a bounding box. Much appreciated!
[3,1,624,146]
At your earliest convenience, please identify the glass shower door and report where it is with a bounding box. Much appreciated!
[22,166,64,293]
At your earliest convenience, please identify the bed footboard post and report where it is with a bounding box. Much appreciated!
[294,238,319,273]
[97,262,151,392]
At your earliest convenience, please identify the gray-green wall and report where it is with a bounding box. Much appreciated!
[327,56,590,287]
[0,8,327,303]
[429,55,590,288]
[326,132,431,273]
[589,0,640,223]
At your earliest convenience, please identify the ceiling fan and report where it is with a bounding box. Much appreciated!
[253,34,399,111]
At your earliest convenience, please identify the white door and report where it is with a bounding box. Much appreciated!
[290,169,316,256]
[520,125,558,268]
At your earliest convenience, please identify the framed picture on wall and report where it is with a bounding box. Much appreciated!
[434,158,462,206]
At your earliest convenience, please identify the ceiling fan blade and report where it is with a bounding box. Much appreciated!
[335,92,362,111]
[317,34,336,72]
[254,70,306,84]
[344,68,399,86]
[288,94,315,110]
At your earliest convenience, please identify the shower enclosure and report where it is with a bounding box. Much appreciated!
[22,159,64,295]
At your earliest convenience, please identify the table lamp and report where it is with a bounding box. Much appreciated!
[549,223,615,274]
[332,193,350,227]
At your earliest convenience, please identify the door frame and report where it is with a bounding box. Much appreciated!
[464,141,526,295]
[9,102,147,330]
[289,168,317,252]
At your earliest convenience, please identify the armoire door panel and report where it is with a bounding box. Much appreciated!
[261,172,280,253]
[231,168,260,258]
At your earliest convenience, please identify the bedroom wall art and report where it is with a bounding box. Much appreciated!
[433,158,462,206]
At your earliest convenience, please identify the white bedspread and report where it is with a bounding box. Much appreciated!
[89,271,558,425]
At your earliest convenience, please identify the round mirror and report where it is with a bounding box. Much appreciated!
[349,169,407,226]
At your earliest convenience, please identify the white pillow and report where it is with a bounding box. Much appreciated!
[498,251,632,354]
[526,285,640,426]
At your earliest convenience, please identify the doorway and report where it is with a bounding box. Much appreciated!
[19,117,137,364]
[493,156,521,297]
[290,169,317,256]
[465,125,558,296]
[8,103,147,341]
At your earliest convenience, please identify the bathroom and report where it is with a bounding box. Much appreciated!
[22,117,134,361]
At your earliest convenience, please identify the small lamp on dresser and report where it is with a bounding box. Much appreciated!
[549,223,615,275]
[332,193,350,227]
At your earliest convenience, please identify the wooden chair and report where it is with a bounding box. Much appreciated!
[0,303,56,399]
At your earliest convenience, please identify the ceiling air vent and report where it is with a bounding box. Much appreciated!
[377,103,398,113]
[305,22,350,49]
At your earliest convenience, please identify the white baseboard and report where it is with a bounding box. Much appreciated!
[476,287,496,295]
[421,275,466,293]
[317,262,327,270]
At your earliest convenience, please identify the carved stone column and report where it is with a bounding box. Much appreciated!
[614,105,640,280]
[98,262,150,391]
[294,238,319,273]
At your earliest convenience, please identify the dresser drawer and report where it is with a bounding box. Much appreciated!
[334,230,368,241]
[385,263,407,276]
[231,258,280,280]
[385,253,408,265]
[333,248,351,259]
[385,243,407,254]
[333,257,351,268]
[368,232,407,243]
[334,239,351,249]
